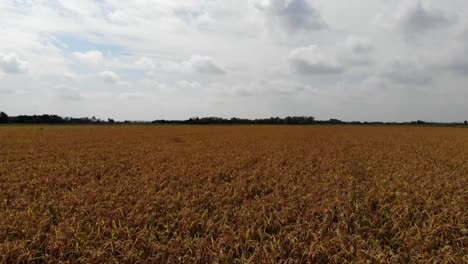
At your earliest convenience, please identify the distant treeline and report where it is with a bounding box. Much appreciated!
[1,112,467,126]
[0,112,112,124]
[151,117,467,126]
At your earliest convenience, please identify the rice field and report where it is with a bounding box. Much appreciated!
[0,125,467,263]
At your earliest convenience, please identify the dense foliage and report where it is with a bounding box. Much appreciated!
[0,112,8,124]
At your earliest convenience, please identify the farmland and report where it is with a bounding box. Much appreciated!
[0,125,467,263]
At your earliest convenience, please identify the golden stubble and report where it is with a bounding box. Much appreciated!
[0,125,467,263]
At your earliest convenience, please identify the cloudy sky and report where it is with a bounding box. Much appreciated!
[1,0,468,121]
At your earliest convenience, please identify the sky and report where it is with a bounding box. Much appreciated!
[1,0,468,122]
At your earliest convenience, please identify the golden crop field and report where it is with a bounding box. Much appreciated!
[0,125,467,263]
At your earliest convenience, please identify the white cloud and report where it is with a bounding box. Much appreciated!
[98,70,121,84]
[345,35,373,54]
[107,10,130,24]
[427,46,468,76]
[73,51,104,66]
[340,35,374,66]
[63,72,78,82]
[0,53,28,74]
[174,7,216,30]
[288,45,343,75]
[396,1,456,37]
[443,60,468,75]
[183,55,227,75]
[380,59,432,86]
[256,0,326,34]
[177,80,202,90]
[134,57,155,71]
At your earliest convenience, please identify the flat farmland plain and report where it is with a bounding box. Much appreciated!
[0,126,467,263]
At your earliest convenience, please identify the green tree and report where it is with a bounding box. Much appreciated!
[0,112,8,124]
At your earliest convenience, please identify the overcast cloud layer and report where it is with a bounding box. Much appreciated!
[1,0,467,121]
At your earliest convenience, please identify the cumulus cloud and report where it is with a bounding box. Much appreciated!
[256,0,326,34]
[288,45,343,75]
[380,59,432,86]
[443,60,468,75]
[73,51,104,66]
[340,35,374,66]
[98,71,121,84]
[107,10,130,24]
[0,53,28,74]
[183,55,226,75]
[397,2,455,37]
[134,57,155,71]
[174,8,215,30]
[63,72,78,82]
[446,59,468,76]
[430,49,468,76]
[177,80,202,90]
[346,35,373,54]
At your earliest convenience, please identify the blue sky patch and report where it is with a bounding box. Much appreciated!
[53,33,125,55]
[119,69,146,83]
